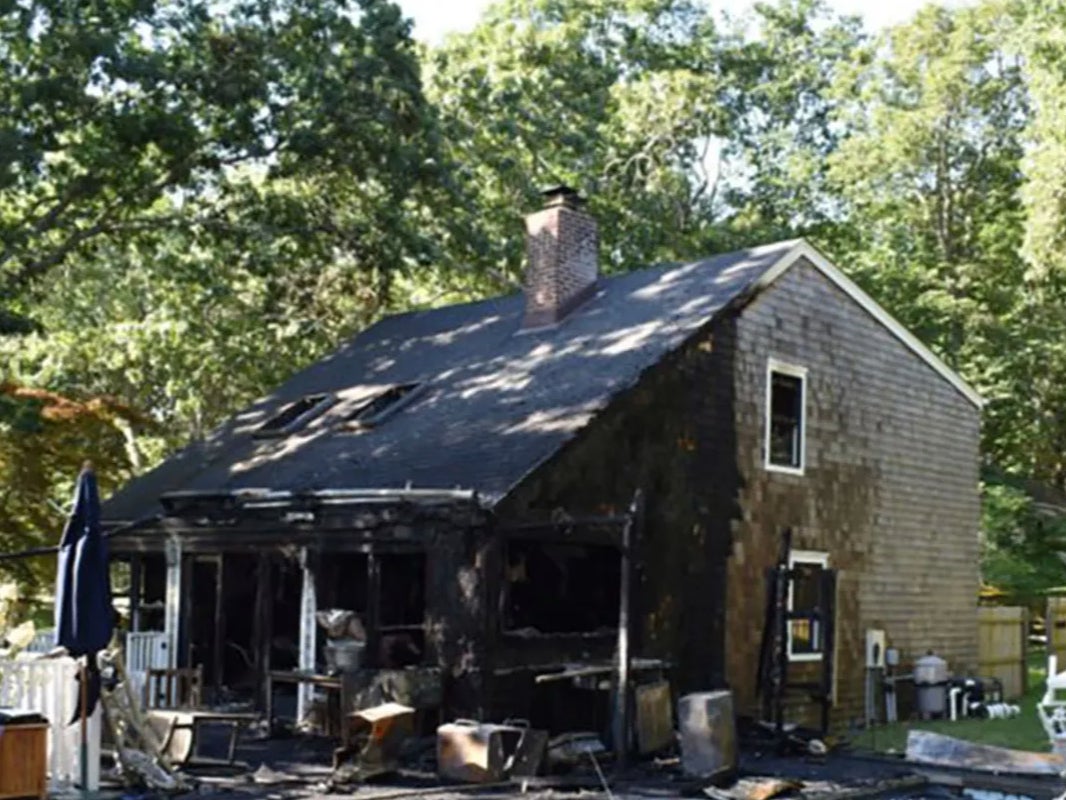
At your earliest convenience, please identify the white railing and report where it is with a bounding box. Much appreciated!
[0,656,101,790]
[126,631,169,703]
[25,628,57,654]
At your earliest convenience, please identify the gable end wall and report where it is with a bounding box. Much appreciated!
[726,257,981,726]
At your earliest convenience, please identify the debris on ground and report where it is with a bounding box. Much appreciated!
[545,732,606,771]
[437,718,548,783]
[249,763,298,785]
[117,747,186,791]
[905,729,1066,776]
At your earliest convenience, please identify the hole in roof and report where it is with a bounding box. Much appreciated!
[340,383,424,431]
[254,393,335,438]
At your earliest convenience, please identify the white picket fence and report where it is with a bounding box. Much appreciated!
[126,631,169,702]
[0,656,101,790]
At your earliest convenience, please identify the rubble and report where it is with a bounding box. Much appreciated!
[437,718,548,783]
[905,730,1066,776]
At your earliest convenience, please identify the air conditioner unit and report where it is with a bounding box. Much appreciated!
[866,629,886,669]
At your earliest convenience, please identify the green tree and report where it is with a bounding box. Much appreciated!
[0,383,142,584]
[824,2,1032,474]
[424,0,726,285]
[1010,1,1066,488]
[0,0,444,571]
[982,478,1066,605]
[0,0,437,325]
[715,0,863,240]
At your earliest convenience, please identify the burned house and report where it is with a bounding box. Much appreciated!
[103,187,981,732]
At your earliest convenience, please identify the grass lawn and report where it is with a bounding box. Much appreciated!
[849,651,1051,754]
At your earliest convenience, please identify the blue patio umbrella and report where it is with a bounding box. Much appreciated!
[54,464,113,790]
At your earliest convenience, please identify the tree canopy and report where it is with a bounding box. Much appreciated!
[3,0,1066,601]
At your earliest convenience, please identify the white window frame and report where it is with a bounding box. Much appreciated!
[788,549,829,662]
[765,359,807,475]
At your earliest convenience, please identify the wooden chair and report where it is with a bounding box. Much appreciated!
[143,666,204,710]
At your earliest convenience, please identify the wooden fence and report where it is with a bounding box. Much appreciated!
[977,605,1028,700]
[1047,595,1066,668]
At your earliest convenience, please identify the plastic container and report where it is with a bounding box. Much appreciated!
[914,652,948,717]
[677,690,737,779]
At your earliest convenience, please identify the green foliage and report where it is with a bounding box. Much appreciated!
[981,480,1066,605]
[3,0,1066,603]
[716,0,864,238]
[0,0,438,319]
[425,0,727,281]
[0,384,139,585]
[0,0,443,575]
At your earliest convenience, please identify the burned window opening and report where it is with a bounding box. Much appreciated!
[255,393,334,437]
[767,364,805,470]
[342,383,423,430]
[126,554,166,632]
[504,540,619,635]
[316,553,370,616]
[377,553,427,668]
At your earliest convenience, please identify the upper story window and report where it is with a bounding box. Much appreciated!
[254,393,335,438]
[765,360,807,474]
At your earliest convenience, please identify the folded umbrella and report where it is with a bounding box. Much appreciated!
[55,465,113,721]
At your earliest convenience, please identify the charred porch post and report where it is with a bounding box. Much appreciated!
[613,489,643,773]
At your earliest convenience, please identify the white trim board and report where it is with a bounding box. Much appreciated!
[751,240,983,410]
[765,359,807,476]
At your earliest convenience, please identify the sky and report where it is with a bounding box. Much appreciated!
[397,0,970,43]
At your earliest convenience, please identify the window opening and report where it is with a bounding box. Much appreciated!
[788,550,828,661]
[378,553,426,667]
[316,554,369,616]
[129,554,166,632]
[504,540,619,634]
[767,362,806,471]
[255,393,334,437]
[343,383,423,430]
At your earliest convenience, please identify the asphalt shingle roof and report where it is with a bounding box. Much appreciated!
[102,240,801,521]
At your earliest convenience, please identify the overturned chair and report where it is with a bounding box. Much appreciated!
[142,666,258,767]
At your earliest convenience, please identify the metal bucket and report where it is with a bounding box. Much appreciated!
[325,638,365,673]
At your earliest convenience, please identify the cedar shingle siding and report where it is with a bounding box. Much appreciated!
[726,258,980,726]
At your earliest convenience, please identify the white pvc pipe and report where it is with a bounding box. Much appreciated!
[949,687,961,721]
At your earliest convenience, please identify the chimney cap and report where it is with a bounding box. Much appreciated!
[540,184,585,209]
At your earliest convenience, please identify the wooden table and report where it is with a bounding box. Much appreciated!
[145,709,258,766]
[265,670,343,734]
[0,722,47,799]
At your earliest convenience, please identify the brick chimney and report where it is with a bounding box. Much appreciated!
[522,185,599,328]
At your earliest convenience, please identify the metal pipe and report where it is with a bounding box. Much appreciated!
[0,512,162,563]
[612,489,642,774]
